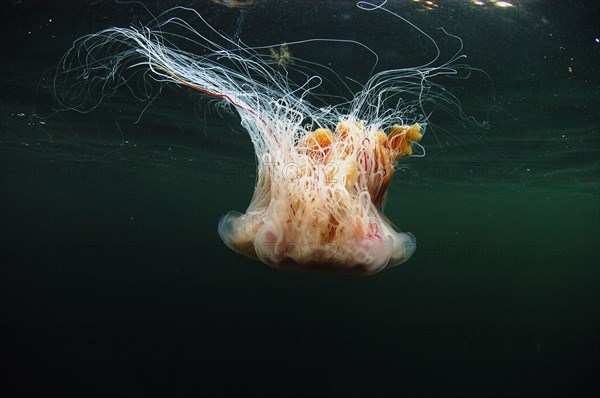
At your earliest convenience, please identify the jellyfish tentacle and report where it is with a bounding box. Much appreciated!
[51,4,485,275]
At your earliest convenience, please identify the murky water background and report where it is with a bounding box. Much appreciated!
[1,1,598,396]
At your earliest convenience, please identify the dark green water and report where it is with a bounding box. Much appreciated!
[1,1,598,397]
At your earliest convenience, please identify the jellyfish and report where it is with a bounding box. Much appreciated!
[52,3,476,275]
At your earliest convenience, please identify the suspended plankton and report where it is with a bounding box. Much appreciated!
[53,3,478,275]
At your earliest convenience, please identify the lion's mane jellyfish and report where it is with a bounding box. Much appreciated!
[53,3,475,274]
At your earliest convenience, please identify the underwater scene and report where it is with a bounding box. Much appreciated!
[1,0,598,396]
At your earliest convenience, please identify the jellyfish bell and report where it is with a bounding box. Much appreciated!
[50,3,483,275]
[218,118,422,275]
